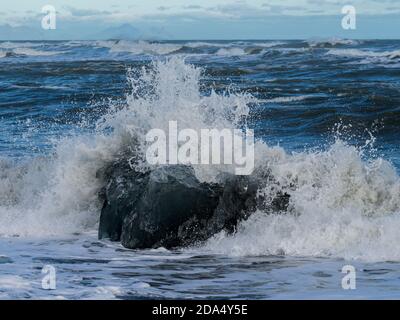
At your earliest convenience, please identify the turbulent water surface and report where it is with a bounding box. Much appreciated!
[1,39,400,299]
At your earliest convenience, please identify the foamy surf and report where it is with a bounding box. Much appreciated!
[326,48,400,68]
[13,48,64,57]
[307,38,360,47]
[1,56,400,263]
[327,48,400,59]
[95,40,182,55]
[204,141,400,262]
[0,56,253,236]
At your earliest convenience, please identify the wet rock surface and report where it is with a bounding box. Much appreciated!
[98,160,289,249]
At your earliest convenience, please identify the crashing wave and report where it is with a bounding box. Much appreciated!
[326,48,400,68]
[96,40,182,55]
[307,38,360,48]
[1,57,400,262]
[12,48,64,57]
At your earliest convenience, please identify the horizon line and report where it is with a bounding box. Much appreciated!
[1,38,400,41]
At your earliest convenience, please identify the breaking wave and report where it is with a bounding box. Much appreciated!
[327,48,400,59]
[95,40,183,55]
[1,57,400,262]
[94,40,288,57]
[307,38,360,47]
[326,48,400,67]
[0,43,64,57]
[204,141,400,262]
[12,48,64,57]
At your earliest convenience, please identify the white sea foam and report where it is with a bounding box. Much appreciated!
[216,47,247,56]
[327,48,400,59]
[94,41,283,57]
[256,41,287,48]
[214,43,283,56]
[204,141,400,262]
[307,38,360,47]
[0,136,118,236]
[13,47,64,57]
[185,41,233,48]
[0,275,31,290]
[96,40,182,55]
[0,42,63,57]
[1,57,400,262]
[327,49,400,68]
[0,41,42,49]
[186,41,285,49]
[0,57,252,236]
[261,95,310,103]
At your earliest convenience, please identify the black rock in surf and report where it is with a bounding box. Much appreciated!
[98,159,290,249]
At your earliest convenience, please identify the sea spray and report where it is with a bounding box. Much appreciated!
[0,57,255,236]
[1,57,400,263]
[203,140,400,261]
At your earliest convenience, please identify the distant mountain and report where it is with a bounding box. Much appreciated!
[90,23,142,40]
[141,26,174,41]
[89,24,171,40]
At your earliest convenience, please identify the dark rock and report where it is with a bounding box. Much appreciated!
[120,165,223,249]
[98,160,290,249]
[98,157,150,242]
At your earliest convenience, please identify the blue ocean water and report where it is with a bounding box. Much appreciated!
[1,39,400,299]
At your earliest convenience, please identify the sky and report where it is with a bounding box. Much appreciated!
[0,0,400,40]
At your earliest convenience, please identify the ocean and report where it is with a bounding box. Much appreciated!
[1,39,400,299]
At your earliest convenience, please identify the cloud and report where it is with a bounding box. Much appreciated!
[212,1,265,18]
[207,1,310,18]
[306,0,345,5]
[157,6,172,11]
[64,6,112,17]
[370,0,400,2]
[183,5,204,10]
[305,0,400,14]
[140,2,311,23]
[1,0,400,40]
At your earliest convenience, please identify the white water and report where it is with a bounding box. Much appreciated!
[0,42,63,58]
[216,47,247,56]
[327,48,400,59]
[205,141,400,262]
[326,48,400,67]
[95,40,182,55]
[12,48,64,57]
[261,95,311,103]
[1,57,400,263]
[307,38,360,47]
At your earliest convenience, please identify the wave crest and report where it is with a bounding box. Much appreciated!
[2,57,400,262]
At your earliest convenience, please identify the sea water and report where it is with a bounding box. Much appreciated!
[1,39,400,299]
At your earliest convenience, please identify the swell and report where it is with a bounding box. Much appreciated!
[1,57,400,263]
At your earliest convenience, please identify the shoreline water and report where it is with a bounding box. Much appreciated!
[1,39,400,299]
